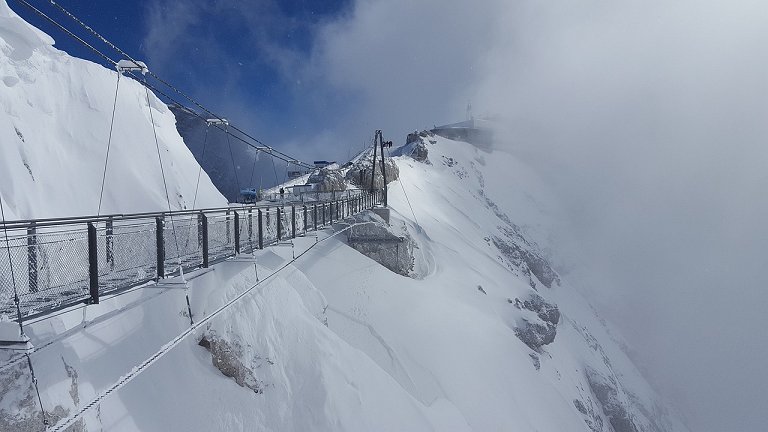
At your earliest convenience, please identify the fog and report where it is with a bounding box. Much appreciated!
[145,0,768,429]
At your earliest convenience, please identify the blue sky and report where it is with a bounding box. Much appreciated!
[14,0,364,159]
[11,0,482,162]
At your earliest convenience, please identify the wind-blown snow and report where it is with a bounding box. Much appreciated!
[0,0,225,220]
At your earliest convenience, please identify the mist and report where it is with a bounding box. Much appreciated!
[312,0,768,429]
[143,0,768,429]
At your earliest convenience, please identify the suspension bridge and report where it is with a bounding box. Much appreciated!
[0,1,400,428]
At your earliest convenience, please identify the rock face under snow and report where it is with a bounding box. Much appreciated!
[513,292,560,350]
[396,132,431,164]
[585,368,639,432]
[198,333,265,394]
[344,154,400,189]
[307,167,347,192]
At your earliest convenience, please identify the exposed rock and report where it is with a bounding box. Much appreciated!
[399,133,430,163]
[573,397,606,432]
[199,333,264,394]
[307,168,347,192]
[585,368,639,432]
[0,361,71,432]
[529,353,541,370]
[520,292,561,325]
[493,235,560,289]
[345,155,400,189]
[513,292,560,350]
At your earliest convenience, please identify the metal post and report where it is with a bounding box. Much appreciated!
[201,213,209,268]
[197,212,204,250]
[381,138,388,207]
[226,209,231,244]
[106,217,114,270]
[234,211,240,254]
[370,132,378,193]
[291,206,296,239]
[27,222,37,293]
[303,205,308,232]
[277,207,282,240]
[88,222,99,304]
[313,204,318,230]
[322,203,326,226]
[258,209,264,249]
[156,217,165,279]
[248,209,253,251]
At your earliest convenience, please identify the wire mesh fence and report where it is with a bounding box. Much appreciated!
[0,190,377,322]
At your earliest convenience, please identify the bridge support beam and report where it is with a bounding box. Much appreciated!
[156,217,165,279]
[258,209,263,249]
[200,214,209,268]
[234,212,240,255]
[88,222,99,304]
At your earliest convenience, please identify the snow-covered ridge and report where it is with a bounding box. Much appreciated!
[2,133,690,431]
[0,0,225,221]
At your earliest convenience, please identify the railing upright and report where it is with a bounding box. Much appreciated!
[277,207,282,241]
[156,217,165,279]
[291,206,296,239]
[313,204,318,231]
[258,209,263,249]
[88,222,99,304]
[27,222,37,293]
[234,211,240,254]
[303,205,308,233]
[248,209,253,251]
[201,213,209,268]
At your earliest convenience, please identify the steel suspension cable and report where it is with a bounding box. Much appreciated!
[385,147,419,225]
[144,85,181,268]
[191,125,210,210]
[97,72,121,215]
[225,126,242,200]
[0,196,48,428]
[44,0,313,170]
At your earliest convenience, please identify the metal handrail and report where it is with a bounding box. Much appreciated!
[0,189,367,230]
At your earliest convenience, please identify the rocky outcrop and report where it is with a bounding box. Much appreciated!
[198,333,264,394]
[585,368,639,432]
[345,156,399,189]
[307,168,347,192]
[513,292,560,350]
[493,235,560,289]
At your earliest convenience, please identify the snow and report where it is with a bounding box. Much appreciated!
[0,2,690,430]
[1,133,689,431]
[0,0,225,221]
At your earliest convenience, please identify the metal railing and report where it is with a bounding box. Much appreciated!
[0,189,382,322]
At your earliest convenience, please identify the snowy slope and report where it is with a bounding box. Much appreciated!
[0,1,225,221]
[1,134,689,432]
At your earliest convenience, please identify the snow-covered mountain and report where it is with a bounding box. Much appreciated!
[0,3,689,431]
[0,1,225,221]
